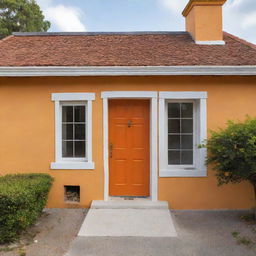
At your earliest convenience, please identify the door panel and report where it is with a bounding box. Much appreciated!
[109,99,150,196]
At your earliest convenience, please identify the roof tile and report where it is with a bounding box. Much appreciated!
[0,32,255,66]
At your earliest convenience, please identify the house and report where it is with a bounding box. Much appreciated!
[0,0,256,209]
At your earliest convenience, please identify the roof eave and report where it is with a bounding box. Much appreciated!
[0,66,256,77]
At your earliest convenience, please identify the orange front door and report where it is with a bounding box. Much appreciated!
[109,99,150,197]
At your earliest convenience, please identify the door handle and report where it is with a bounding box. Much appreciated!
[110,143,113,158]
[128,120,133,128]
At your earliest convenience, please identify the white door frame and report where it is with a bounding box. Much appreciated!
[101,91,158,201]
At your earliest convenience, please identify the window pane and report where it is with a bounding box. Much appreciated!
[167,102,194,166]
[181,151,193,164]
[168,103,180,118]
[168,119,180,133]
[62,106,73,122]
[181,135,193,149]
[168,151,180,165]
[168,135,180,149]
[181,103,193,118]
[62,124,73,140]
[181,119,193,133]
[75,106,85,122]
[75,141,85,157]
[75,124,85,140]
[61,104,87,159]
[62,141,73,157]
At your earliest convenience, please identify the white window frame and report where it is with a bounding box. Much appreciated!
[159,92,207,177]
[166,99,196,168]
[51,93,95,170]
[59,101,87,162]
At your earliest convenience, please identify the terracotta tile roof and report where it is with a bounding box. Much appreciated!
[0,31,256,66]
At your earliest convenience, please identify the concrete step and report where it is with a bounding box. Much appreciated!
[78,208,177,237]
[91,199,169,209]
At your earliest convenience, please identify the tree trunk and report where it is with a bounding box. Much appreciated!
[249,175,256,220]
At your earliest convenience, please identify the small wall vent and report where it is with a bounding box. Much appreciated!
[64,185,80,203]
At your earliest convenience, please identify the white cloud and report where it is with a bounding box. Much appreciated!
[223,0,256,43]
[242,11,256,29]
[44,5,86,32]
[36,0,86,32]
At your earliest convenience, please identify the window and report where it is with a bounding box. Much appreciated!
[168,102,194,165]
[51,93,95,170]
[62,104,86,159]
[159,92,207,177]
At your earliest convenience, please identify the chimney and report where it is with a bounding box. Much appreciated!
[182,0,226,45]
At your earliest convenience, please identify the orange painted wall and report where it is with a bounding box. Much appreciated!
[0,75,255,209]
[185,7,196,40]
[185,5,223,41]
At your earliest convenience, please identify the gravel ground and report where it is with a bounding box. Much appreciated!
[0,208,87,256]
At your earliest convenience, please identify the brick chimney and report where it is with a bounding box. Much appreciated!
[182,0,226,45]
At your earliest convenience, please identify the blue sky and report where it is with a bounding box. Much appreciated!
[36,0,256,44]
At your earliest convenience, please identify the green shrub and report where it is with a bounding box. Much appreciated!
[206,118,256,185]
[205,117,256,218]
[0,173,53,244]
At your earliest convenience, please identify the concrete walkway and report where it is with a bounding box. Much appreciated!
[78,200,177,237]
[65,210,256,256]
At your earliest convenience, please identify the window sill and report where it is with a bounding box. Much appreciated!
[50,161,95,170]
[159,169,207,177]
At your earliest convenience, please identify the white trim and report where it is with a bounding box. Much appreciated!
[150,97,158,201]
[0,66,256,76]
[52,93,95,101]
[87,100,93,163]
[159,91,207,99]
[159,91,207,177]
[159,169,206,177]
[198,98,207,175]
[159,98,166,173]
[101,91,158,99]
[102,91,158,201]
[51,162,94,170]
[164,99,196,169]
[54,100,62,161]
[195,41,225,45]
[59,101,87,162]
[103,98,109,201]
[51,92,95,170]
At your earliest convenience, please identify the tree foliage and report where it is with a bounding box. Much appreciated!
[0,0,50,38]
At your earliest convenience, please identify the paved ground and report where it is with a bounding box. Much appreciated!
[0,209,87,256]
[66,210,256,256]
[1,209,256,256]
[78,209,177,237]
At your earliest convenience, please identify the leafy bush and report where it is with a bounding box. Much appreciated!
[206,117,256,217]
[206,118,256,185]
[0,173,53,244]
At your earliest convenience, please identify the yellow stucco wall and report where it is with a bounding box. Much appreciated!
[0,75,255,209]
